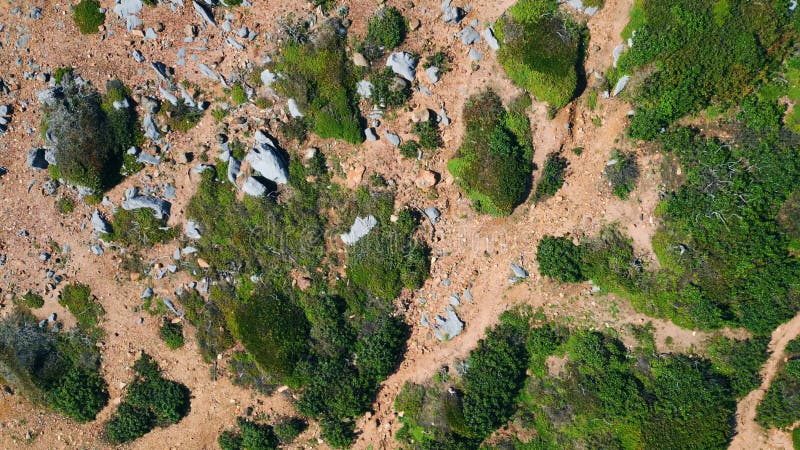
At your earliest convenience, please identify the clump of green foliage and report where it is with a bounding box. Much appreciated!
[398,140,421,159]
[230,82,248,105]
[159,320,184,350]
[536,235,585,283]
[495,0,584,109]
[448,90,533,216]
[105,353,191,443]
[73,0,105,34]
[108,208,176,249]
[615,0,797,140]
[273,23,364,144]
[371,67,412,109]
[706,335,770,399]
[399,315,746,448]
[423,51,451,73]
[185,148,428,446]
[0,309,109,423]
[218,417,279,450]
[360,7,407,61]
[161,100,204,133]
[757,338,800,429]
[44,75,142,192]
[15,292,44,309]
[411,116,442,151]
[273,417,307,444]
[604,150,639,199]
[57,197,75,214]
[533,153,568,201]
[59,282,104,337]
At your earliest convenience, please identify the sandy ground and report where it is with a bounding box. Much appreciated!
[0,0,796,449]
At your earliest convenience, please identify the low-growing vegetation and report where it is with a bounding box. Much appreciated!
[533,153,568,201]
[44,74,142,192]
[495,0,585,109]
[218,416,306,450]
[0,309,109,423]
[159,320,184,350]
[273,22,364,144]
[73,0,105,34]
[359,7,407,61]
[105,353,191,443]
[108,208,176,249]
[756,338,800,429]
[370,67,412,109]
[59,282,104,337]
[448,90,533,216]
[604,149,638,199]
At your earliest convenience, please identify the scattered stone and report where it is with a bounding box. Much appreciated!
[468,48,483,61]
[510,263,528,279]
[185,220,202,239]
[384,131,401,147]
[136,152,161,165]
[386,52,417,82]
[434,307,464,341]
[442,1,464,24]
[26,148,48,170]
[426,66,440,84]
[365,128,378,141]
[612,75,630,96]
[90,244,104,255]
[424,207,441,223]
[121,187,171,219]
[340,216,378,245]
[242,177,267,196]
[151,61,170,82]
[39,252,51,262]
[287,98,304,118]
[143,114,161,141]
[192,0,216,27]
[91,210,112,234]
[141,287,153,299]
[458,26,480,45]
[463,288,473,302]
[483,26,499,50]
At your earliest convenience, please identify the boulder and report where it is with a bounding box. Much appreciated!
[468,48,483,61]
[287,98,304,118]
[483,27,499,50]
[426,66,440,83]
[384,131,401,147]
[242,177,267,197]
[458,26,480,45]
[227,157,241,185]
[121,187,171,219]
[91,210,112,234]
[260,69,276,87]
[424,206,441,223]
[192,0,216,27]
[26,148,48,170]
[443,5,464,24]
[386,52,417,82]
[357,80,374,98]
[151,61,170,82]
[143,114,161,141]
[415,170,438,189]
[185,220,202,239]
[510,263,528,279]
[365,128,378,141]
[612,44,625,68]
[434,307,464,341]
[36,87,62,106]
[612,75,630,96]
[136,152,160,165]
[340,216,378,245]
[245,143,288,184]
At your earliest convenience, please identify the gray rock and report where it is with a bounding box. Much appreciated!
[357,80,374,98]
[384,131,401,147]
[144,27,158,40]
[178,84,196,108]
[48,313,57,322]
[91,210,112,234]
[612,44,625,68]
[192,164,214,174]
[226,36,245,51]
[612,75,630,96]
[141,287,154,299]
[443,5,464,24]
[182,246,198,255]
[426,66,440,83]
[30,7,43,19]
[121,187,171,219]
[468,48,483,61]
[173,249,181,260]
[458,26,480,45]
[136,152,161,165]
[132,50,145,63]
[245,143,288,184]
[463,288,473,302]
[260,69,276,87]
[141,96,160,114]
[42,179,58,196]
[510,263,528,278]
[287,98,304,118]
[44,149,57,166]
[185,220,202,239]
[159,85,179,106]
[39,252,51,261]
[113,98,130,110]
[449,294,461,307]
[90,244,104,255]
[340,216,378,245]
[438,107,451,126]
[27,148,48,170]
[386,52,417,82]
[483,27,499,50]
[197,63,220,82]
[227,155,242,185]
[242,177,267,196]
[143,114,161,141]
[434,307,464,341]
[192,0,216,26]
[151,61,170,82]
[365,128,378,141]
[424,207,441,223]
[163,297,183,316]
[114,0,143,19]
[37,87,62,106]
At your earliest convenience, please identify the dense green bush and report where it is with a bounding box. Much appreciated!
[59,282,104,336]
[533,153,568,201]
[109,208,176,249]
[495,0,584,109]
[0,310,108,423]
[757,358,800,428]
[273,24,364,144]
[448,90,533,216]
[106,353,190,443]
[536,235,586,283]
[273,417,307,444]
[179,290,235,363]
[73,0,105,34]
[45,75,141,191]
[15,292,44,308]
[159,320,184,350]
[161,100,204,132]
[604,150,638,199]
[219,418,279,450]
[412,117,442,151]
[706,336,770,398]
[371,67,412,109]
[615,0,796,140]
[360,7,407,60]
[398,140,421,159]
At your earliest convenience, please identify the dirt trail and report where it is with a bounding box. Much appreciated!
[730,312,800,450]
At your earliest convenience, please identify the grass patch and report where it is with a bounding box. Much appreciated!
[533,153,568,202]
[73,0,104,34]
[59,282,104,337]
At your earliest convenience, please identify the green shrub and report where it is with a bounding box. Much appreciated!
[448,90,533,216]
[108,208,176,249]
[320,418,355,449]
[757,358,800,428]
[73,0,105,34]
[360,7,407,60]
[616,0,796,140]
[16,292,44,309]
[48,366,109,423]
[371,67,412,109]
[179,290,234,363]
[159,320,184,350]
[59,282,104,335]
[273,24,364,144]
[536,235,586,283]
[604,150,638,200]
[161,100,204,132]
[495,0,583,109]
[52,66,74,85]
[398,140,421,159]
[106,353,190,443]
[411,117,442,150]
[424,51,451,73]
[273,417,307,444]
[231,82,248,105]
[57,197,75,214]
[706,336,770,398]
[533,153,568,201]
[793,427,800,450]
